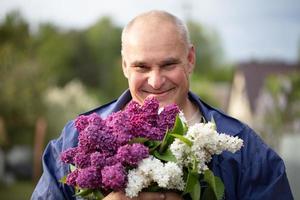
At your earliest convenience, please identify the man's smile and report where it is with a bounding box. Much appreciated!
[142,88,175,96]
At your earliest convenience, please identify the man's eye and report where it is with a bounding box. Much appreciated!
[163,63,177,69]
[133,65,148,72]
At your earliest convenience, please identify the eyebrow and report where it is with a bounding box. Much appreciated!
[158,57,181,66]
[130,61,147,67]
[130,57,181,67]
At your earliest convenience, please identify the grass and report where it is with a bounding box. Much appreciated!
[0,180,35,200]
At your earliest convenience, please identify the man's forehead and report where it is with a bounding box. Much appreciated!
[122,35,187,64]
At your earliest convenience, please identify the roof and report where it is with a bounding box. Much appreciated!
[236,61,300,112]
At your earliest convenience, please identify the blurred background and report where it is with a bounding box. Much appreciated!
[0,0,299,199]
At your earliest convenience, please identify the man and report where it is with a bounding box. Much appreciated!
[32,10,293,200]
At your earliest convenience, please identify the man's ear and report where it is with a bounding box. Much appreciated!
[187,45,196,74]
[122,59,129,78]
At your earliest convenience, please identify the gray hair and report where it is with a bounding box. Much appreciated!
[121,10,191,55]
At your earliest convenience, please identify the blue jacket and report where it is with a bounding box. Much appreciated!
[31,90,293,200]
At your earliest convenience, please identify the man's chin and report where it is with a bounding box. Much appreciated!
[156,98,176,107]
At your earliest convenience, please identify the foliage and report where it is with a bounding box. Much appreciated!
[0,180,35,199]
[82,17,126,100]
[0,11,46,147]
[33,23,79,86]
[43,80,99,139]
[187,21,224,75]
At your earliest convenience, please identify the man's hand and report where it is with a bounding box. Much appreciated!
[103,191,183,200]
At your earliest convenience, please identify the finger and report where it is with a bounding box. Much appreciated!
[164,192,183,200]
[135,192,166,200]
[103,191,129,200]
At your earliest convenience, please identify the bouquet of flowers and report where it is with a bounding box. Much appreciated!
[60,97,243,200]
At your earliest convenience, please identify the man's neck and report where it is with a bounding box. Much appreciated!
[182,99,200,122]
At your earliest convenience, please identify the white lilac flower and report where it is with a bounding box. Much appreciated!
[178,110,187,124]
[125,169,151,198]
[170,122,243,173]
[125,156,185,197]
[138,156,164,176]
[158,162,185,190]
[169,139,190,164]
[217,133,244,153]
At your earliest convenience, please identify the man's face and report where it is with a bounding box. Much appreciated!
[122,22,195,108]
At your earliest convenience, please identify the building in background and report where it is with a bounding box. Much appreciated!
[228,61,299,128]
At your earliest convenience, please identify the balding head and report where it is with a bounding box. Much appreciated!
[121,10,191,56]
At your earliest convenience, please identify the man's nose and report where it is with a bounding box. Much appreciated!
[147,70,165,89]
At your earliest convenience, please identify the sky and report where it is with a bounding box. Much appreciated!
[1,0,300,63]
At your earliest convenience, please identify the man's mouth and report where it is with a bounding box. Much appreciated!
[142,88,175,96]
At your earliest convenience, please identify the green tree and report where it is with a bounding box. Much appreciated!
[0,11,46,146]
[34,24,80,86]
[187,20,233,108]
[187,21,224,75]
[83,17,126,100]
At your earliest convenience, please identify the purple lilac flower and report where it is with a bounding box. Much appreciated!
[66,169,79,187]
[74,151,91,168]
[125,100,142,114]
[141,97,159,126]
[77,125,100,152]
[87,113,105,127]
[90,152,107,168]
[158,104,180,133]
[76,166,102,189]
[105,156,119,166]
[90,152,117,168]
[78,124,118,153]
[106,112,133,145]
[75,115,89,132]
[60,147,77,164]
[128,115,149,137]
[129,143,149,162]
[128,115,163,140]
[101,163,127,190]
[116,144,149,166]
[115,145,130,164]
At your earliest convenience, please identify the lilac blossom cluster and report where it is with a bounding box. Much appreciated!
[60,97,179,191]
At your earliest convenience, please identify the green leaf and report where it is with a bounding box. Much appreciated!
[204,170,224,200]
[70,164,76,172]
[159,115,186,153]
[161,116,189,152]
[184,170,201,200]
[144,184,161,192]
[148,140,161,152]
[202,186,216,200]
[159,129,172,153]
[129,137,149,144]
[210,116,217,130]
[169,133,192,147]
[75,188,93,197]
[59,175,67,184]
[93,190,105,199]
[171,115,185,135]
[153,149,177,162]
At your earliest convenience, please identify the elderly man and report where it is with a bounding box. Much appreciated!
[32,10,293,200]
